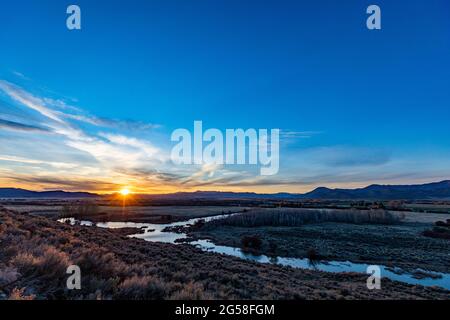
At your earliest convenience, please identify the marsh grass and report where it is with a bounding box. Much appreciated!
[60,202,99,219]
[201,208,405,229]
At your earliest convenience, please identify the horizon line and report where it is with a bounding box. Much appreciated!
[2,179,449,196]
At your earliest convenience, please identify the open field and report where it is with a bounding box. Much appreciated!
[1,202,248,224]
[403,203,450,214]
[1,207,449,300]
[57,205,248,223]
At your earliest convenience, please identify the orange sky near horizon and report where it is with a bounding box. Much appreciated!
[1,176,443,195]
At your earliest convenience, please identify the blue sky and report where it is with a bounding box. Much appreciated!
[1,0,450,193]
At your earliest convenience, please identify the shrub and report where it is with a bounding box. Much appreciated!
[306,249,320,262]
[435,220,450,227]
[8,287,35,300]
[170,282,213,300]
[73,249,129,279]
[423,226,450,240]
[192,219,205,228]
[0,267,19,285]
[11,245,70,281]
[241,235,262,250]
[116,275,167,300]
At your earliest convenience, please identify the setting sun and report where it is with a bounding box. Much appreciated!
[120,188,130,196]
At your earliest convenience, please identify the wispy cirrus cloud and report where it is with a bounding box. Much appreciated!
[301,146,391,167]
[0,80,65,123]
[1,78,338,193]
[1,77,449,194]
[60,112,161,131]
[12,71,31,81]
[0,80,160,132]
[0,118,50,133]
[0,155,88,170]
[280,130,322,139]
[1,173,121,192]
[0,79,174,192]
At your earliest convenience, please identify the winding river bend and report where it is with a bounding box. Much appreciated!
[59,214,450,290]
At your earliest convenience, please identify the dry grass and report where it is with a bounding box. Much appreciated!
[116,275,168,299]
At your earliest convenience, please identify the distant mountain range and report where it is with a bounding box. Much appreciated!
[300,180,450,200]
[1,180,450,200]
[0,188,98,199]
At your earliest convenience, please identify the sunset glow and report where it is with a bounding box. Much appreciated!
[120,188,130,196]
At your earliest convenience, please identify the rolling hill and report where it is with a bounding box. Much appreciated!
[0,188,98,199]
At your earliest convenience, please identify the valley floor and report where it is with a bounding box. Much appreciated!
[189,222,450,275]
[0,208,449,300]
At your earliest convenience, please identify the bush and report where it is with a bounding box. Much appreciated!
[170,282,213,300]
[0,267,19,286]
[306,248,320,262]
[12,246,70,280]
[8,287,35,300]
[73,249,128,279]
[423,226,450,240]
[423,220,450,240]
[241,235,262,250]
[116,275,167,300]
[435,220,450,227]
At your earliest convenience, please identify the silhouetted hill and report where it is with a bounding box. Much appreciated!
[302,180,450,200]
[0,188,99,199]
[143,190,299,200]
